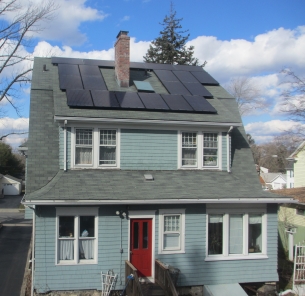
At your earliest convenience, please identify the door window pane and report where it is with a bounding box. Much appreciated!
[229,215,243,254]
[249,214,262,253]
[208,215,223,255]
[143,222,148,249]
[133,222,139,249]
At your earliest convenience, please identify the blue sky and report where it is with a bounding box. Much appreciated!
[1,0,305,147]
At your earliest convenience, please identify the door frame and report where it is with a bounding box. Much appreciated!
[128,210,156,281]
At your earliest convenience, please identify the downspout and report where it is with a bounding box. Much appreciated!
[227,126,233,173]
[31,205,36,296]
[64,120,67,171]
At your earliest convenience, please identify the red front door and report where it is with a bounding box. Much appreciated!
[130,219,152,277]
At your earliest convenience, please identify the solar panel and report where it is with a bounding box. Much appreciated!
[191,71,219,85]
[182,82,213,97]
[183,95,217,113]
[161,94,193,111]
[138,93,169,110]
[173,71,198,83]
[66,89,93,107]
[58,64,80,76]
[79,65,102,76]
[82,75,107,90]
[52,57,84,65]
[91,90,119,107]
[59,75,83,90]
[154,70,179,82]
[115,92,145,109]
[162,81,191,96]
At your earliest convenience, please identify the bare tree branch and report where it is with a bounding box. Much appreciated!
[0,131,27,141]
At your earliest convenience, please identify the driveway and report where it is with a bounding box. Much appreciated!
[0,194,32,296]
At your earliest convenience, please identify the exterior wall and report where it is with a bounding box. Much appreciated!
[294,151,305,187]
[34,203,278,293]
[271,176,286,190]
[120,129,177,170]
[59,127,71,170]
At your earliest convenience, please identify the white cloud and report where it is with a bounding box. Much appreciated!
[121,16,130,22]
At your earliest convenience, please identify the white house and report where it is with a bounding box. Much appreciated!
[0,174,22,195]
[260,173,287,190]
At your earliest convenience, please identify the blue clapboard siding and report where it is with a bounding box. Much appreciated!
[34,204,278,293]
[24,207,33,219]
[221,132,227,171]
[59,127,71,170]
[120,129,177,170]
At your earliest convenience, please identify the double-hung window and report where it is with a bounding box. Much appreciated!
[56,207,98,265]
[206,205,267,260]
[159,209,185,254]
[182,132,197,166]
[203,133,218,167]
[99,130,116,165]
[75,129,93,165]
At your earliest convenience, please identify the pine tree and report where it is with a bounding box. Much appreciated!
[143,3,205,66]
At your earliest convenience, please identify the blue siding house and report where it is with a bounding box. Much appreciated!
[23,31,293,295]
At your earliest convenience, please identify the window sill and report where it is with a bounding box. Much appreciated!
[56,260,97,266]
[205,254,268,261]
[158,250,185,255]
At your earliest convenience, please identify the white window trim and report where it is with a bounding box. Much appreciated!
[178,131,222,170]
[159,209,185,254]
[128,210,156,282]
[55,207,98,265]
[71,127,120,169]
[205,205,267,261]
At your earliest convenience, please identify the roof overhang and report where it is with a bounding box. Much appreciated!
[54,116,242,128]
[22,197,296,206]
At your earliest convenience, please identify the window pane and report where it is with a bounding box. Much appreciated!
[59,216,74,237]
[133,222,139,249]
[249,214,262,253]
[99,147,116,164]
[79,239,94,260]
[76,129,92,145]
[182,133,197,147]
[182,148,197,166]
[75,147,92,165]
[80,216,95,237]
[229,215,243,254]
[143,222,148,249]
[100,130,116,145]
[59,239,74,260]
[208,215,223,255]
[203,133,218,167]
[164,233,180,249]
[164,215,180,232]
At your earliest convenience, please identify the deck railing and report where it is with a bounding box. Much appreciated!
[125,261,144,296]
[155,259,179,296]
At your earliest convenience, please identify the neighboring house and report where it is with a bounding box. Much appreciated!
[275,188,305,251]
[260,173,287,190]
[286,161,294,189]
[22,31,293,295]
[287,141,305,188]
[0,174,22,195]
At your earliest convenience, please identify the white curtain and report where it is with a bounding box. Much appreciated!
[229,215,243,254]
[249,215,262,224]
[79,239,94,259]
[164,233,180,249]
[59,240,74,260]
[76,147,92,164]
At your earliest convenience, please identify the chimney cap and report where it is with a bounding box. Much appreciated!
[116,30,129,38]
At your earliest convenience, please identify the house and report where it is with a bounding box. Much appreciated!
[287,141,305,188]
[260,172,287,190]
[0,174,22,195]
[22,31,294,295]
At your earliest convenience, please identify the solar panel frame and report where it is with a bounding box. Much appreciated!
[161,81,191,96]
[138,93,169,110]
[183,95,217,113]
[59,75,83,90]
[115,92,145,109]
[66,89,93,107]
[191,71,219,85]
[182,82,213,97]
[161,94,194,111]
[82,75,107,90]
[91,90,119,108]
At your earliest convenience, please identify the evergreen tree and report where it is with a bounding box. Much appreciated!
[143,3,205,66]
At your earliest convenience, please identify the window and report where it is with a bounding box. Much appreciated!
[180,131,221,169]
[72,127,119,168]
[159,209,185,254]
[75,129,93,165]
[56,207,98,265]
[203,133,218,167]
[296,208,305,216]
[99,130,116,165]
[206,205,267,261]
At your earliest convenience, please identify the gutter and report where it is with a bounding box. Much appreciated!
[22,197,296,206]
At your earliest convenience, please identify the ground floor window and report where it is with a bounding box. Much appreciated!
[56,207,98,265]
[207,205,266,260]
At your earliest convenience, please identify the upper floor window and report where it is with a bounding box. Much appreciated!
[180,131,221,169]
[72,127,119,169]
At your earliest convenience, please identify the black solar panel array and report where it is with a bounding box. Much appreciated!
[53,57,218,113]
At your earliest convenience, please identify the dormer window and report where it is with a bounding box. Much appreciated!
[75,129,93,165]
[99,130,117,165]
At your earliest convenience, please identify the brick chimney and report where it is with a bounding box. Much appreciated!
[115,31,130,88]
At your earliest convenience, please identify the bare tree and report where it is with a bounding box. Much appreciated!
[280,69,305,136]
[0,0,57,115]
[225,76,267,116]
